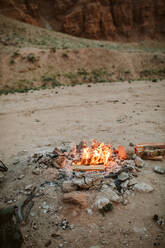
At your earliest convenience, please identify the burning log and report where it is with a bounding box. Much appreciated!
[135,143,165,160]
[72,165,105,171]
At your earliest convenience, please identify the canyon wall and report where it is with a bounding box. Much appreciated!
[0,0,165,41]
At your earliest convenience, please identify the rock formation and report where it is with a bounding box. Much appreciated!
[0,0,165,41]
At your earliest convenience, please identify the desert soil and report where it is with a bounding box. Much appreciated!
[0,81,165,248]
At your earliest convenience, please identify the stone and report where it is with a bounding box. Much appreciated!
[121,180,129,189]
[133,226,147,233]
[154,166,165,174]
[72,173,103,189]
[133,183,154,193]
[13,159,20,165]
[63,192,88,208]
[42,202,50,210]
[101,188,121,203]
[118,172,129,182]
[32,169,40,175]
[126,147,135,159]
[86,208,93,215]
[134,155,145,168]
[17,174,25,180]
[25,184,33,190]
[0,171,5,183]
[95,195,110,210]
[62,180,76,193]
[72,178,88,189]
[44,168,59,181]
[128,178,137,186]
[122,199,128,205]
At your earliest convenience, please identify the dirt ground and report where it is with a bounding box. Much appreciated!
[0,81,165,248]
[0,80,165,161]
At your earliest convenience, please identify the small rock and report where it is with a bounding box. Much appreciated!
[43,209,48,214]
[126,147,135,159]
[133,226,147,233]
[122,199,129,205]
[101,184,109,190]
[13,159,20,165]
[72,173,103,189]
[25,184,33,190]
[86,208,93,215]
[128,178,137,186]
[72,210,78,216]
[95,195,112,213]
[30,212,35,217]
[17,174,25,180]
[121,180,129,189]
[60,219,71,230]
[101,188,121,203]
[0,171,5,183]
[51,232,61,238]
[118,172,129,182]
[42,202,50,210]
[7,200,13,204]
[134,155,145,168]
[154,166,165,174]
[63,192,88,208]
[133,183,153,193]
[32,169,40,175]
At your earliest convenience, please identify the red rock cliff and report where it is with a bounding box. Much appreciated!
[0,0,165,41]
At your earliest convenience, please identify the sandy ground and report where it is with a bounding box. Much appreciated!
[0,81,165,248]
[0,80,165,162]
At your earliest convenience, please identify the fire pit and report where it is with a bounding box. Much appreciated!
[28,140,165,214]
[53,140,128,174]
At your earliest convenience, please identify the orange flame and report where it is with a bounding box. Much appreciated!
[72,140,126,168]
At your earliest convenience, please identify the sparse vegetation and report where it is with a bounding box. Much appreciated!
[51,47,56,53]
[42,74,61,88]
[140,68,165,77]
[62,52,68,58]
[27,53,38,63]
[0,15,165,96]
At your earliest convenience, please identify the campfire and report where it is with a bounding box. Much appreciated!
[71,140,127,172]
[52,139,131,177]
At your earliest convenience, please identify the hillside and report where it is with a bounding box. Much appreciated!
[0,0,165,41]
[0,15,165,94]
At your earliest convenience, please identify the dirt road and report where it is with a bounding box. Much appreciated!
[0,80,165,161]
